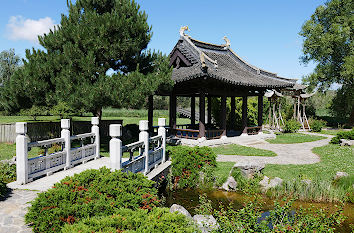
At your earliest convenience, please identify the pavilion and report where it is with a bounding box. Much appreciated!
[149,27,296,140]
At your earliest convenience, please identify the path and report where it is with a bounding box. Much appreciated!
[217,133,333,165]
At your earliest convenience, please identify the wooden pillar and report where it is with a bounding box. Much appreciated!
[221,95,227,136]
[258,95,263,128]
[230,97,236,130]
[207,96,212,125]
[191,96,195,126]
[148,95,153,133]
[242,96,248,134]
[169,90,177,130]
[199,91,205,138]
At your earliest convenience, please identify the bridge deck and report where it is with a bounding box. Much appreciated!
[8,157,171,192]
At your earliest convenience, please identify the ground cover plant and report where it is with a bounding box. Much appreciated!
[62,207,198,233]
[195,195,346,232]
[263,144,353,202]
[168,146,217,189]
[212,144,276,157]
[318,129,348,135]
[0,163,16,198]
[25,167,160,232]
[266,133,326,144]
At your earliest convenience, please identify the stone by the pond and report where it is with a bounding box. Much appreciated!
[334,171,348,180]
[193,215,219,233]
[232,161,265,179]
[259,176,283,191]
[340,139,353,146]
[221,176,237,191]
[170,204,192,219]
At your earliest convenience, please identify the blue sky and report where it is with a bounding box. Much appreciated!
[0,0,327,81]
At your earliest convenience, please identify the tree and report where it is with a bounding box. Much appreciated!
[1,0,172,117]
[300,0,353,125]
[0,49,21,85]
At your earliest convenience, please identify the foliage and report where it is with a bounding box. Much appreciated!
[1,0,173,116]
[102,108,168,118]
[0,162,16,183]
[0,179,6,199]
[25,167,160,232]
[230,168,262,194]
[212,144,277,157]
[168,146,217,189]
[50,102,75,119]
[19,105,49,121]
[196,195,346,232]
[214,162,234,187]
[330,129,354,144]
[300,0,353,124]
[266,133,326,144]
[310,118,326,132]
[283,119,301,133]
[0,48,21,85]
[62,207,198,233]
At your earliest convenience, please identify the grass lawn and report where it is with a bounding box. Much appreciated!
[263,144,353,181]
[0,143,42,160]
[266,133,326,144]
[317,129,349,135]
[215,162,235,185]
[212,144,276,157]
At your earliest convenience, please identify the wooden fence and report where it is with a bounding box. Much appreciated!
[0,120,123,143]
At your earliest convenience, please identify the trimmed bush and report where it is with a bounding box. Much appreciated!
[310,119,326,132]
[25,167,160,233]
[62,207,198,233]
[0,163,16,183]
[283,119,301,133]
[168,146,216,189]
[0,180,7,198]
[330,129,354,144]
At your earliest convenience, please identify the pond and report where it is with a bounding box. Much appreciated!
[162,189,353,233]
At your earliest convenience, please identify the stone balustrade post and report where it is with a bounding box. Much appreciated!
[139,120,149,175]
[109,124,122,171]
[158,118,167,163]
[61,119,71,170]
[91,117,100,159]
[16,122,28,184]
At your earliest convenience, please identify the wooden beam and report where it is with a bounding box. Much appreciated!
[191,96,196,126]
[242,96,248,134]
[148,95,153,133]
[199,91,205,138]
[169,89,177,129]
[221,95,227,136]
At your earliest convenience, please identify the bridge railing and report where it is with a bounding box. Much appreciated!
[110,118,166,175]
[16,117,100,184]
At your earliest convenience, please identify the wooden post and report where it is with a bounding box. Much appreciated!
[169,90,177,130]
[207,96,212,125]
[148,95,153,133]
[258,95,263,129]
[199,91,206,138]
[221,95,227,137]
[242,96,248,135]
[191,96,195,126]
[230,97,236,130]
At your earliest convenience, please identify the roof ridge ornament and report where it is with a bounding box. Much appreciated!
[223,36,231,49]
[179,26,190,37]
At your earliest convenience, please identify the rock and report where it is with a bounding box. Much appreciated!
[259,176,282,191]
[334,172,348,180]
[232,161,265,179]
[193,215,219,233]
[301,179,312,186]
[340,139,353,146]
[169,204,192,219]
[221,176,237,191]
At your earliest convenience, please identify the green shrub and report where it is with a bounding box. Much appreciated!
[0,163,16,183]
[330,129,354,144]
[19,105,49,121]
[0,179,7,198]
[25,167,160,233]
[283,119,301,133]
[310,119,326,132]
[168,146,216,189]
[62,207,198,233]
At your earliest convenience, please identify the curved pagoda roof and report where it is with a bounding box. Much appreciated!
[170,28,296,89]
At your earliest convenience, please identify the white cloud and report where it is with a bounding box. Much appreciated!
[6,16,57,43]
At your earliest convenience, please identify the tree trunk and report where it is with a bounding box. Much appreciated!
[348,108,354,127]
[94,107,102,120]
